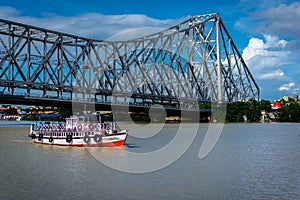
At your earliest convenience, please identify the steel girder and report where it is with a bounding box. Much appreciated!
[0,13,259,107]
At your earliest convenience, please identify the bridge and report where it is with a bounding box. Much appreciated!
[0,13,259,114]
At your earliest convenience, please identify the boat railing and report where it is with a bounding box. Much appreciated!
[32,122,66,131]
[31,120,119,134]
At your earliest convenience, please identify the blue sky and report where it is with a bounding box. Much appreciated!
[1,0,300,101]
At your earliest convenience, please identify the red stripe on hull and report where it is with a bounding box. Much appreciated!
[100,140,125,147]
[33,140,126,147]
[33,141,85,147]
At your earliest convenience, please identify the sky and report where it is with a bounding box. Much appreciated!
[0,0,300,101]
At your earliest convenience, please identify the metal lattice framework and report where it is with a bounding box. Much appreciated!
[0,13,259,108]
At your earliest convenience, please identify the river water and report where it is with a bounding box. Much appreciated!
[0,122,299,200]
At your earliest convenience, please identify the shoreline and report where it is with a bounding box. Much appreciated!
[0,120,33,127]
[1,120,300,128]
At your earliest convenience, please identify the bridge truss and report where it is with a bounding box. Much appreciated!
[0,13,259,109]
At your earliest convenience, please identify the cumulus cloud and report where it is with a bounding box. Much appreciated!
[237,0,288,11]
[236,2,300,38]
[236,2,300,99]
[0,6,20,17]
[242,34,290,74]
[278,82,295,91]
[236,2,300,57]
[254,2,300,38]
[242,34,300,98]
[258,69,284,80]
[0,6,185,40]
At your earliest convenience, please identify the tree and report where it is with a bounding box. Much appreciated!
[247,99,263,122]
[226,101,248,122]
[260,99,272,112]
[6,107,18,115]
[57,107,72,116]
[277,102,300,122]
[225,99,270,122]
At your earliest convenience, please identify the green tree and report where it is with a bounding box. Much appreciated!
[6,107,18,115]
[246,99,261,122]
[226,101,248,122]
[277,102,300,122]
[260,99,272,112]
[225,99,270,123]
[57,107,72,116]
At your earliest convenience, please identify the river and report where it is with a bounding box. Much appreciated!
[0,122,299,199]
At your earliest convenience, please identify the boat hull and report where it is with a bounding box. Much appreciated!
[29,115,128,147]
[32,133,127,147]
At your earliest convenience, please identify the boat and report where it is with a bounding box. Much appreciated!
[28,114,128,147]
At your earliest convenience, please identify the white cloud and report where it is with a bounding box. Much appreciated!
[256,2,300,38]
[242,34,290,74]
[258,69,284,80]
[0,6,185,40]
[242,35,290,69]
[278,82,295,91]
[0,6,20,17]
[236,2,300,99]
[236,2,300,38]
[242,34,299,98]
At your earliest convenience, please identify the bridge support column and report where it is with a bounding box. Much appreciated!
[216,13,223,102]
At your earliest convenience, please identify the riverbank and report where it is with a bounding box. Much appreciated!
[0,120,33,127]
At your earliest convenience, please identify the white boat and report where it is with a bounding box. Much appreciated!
[28,115,128,147]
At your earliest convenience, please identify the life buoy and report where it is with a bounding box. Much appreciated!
[88,124,94,131]
[66,134,72,143]
[38,134,43,141]
[94,134,102,143]
[49,137,53,143]
[83,133,90,143]
[31,133,36,139]
[78,124,82,131]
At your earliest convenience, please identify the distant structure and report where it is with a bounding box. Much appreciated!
[0,13,259,109]
[294,94,299,103]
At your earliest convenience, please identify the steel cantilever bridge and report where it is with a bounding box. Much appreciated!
[0,13,259,112]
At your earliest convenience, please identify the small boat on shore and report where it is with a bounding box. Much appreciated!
[28,115,128,147]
